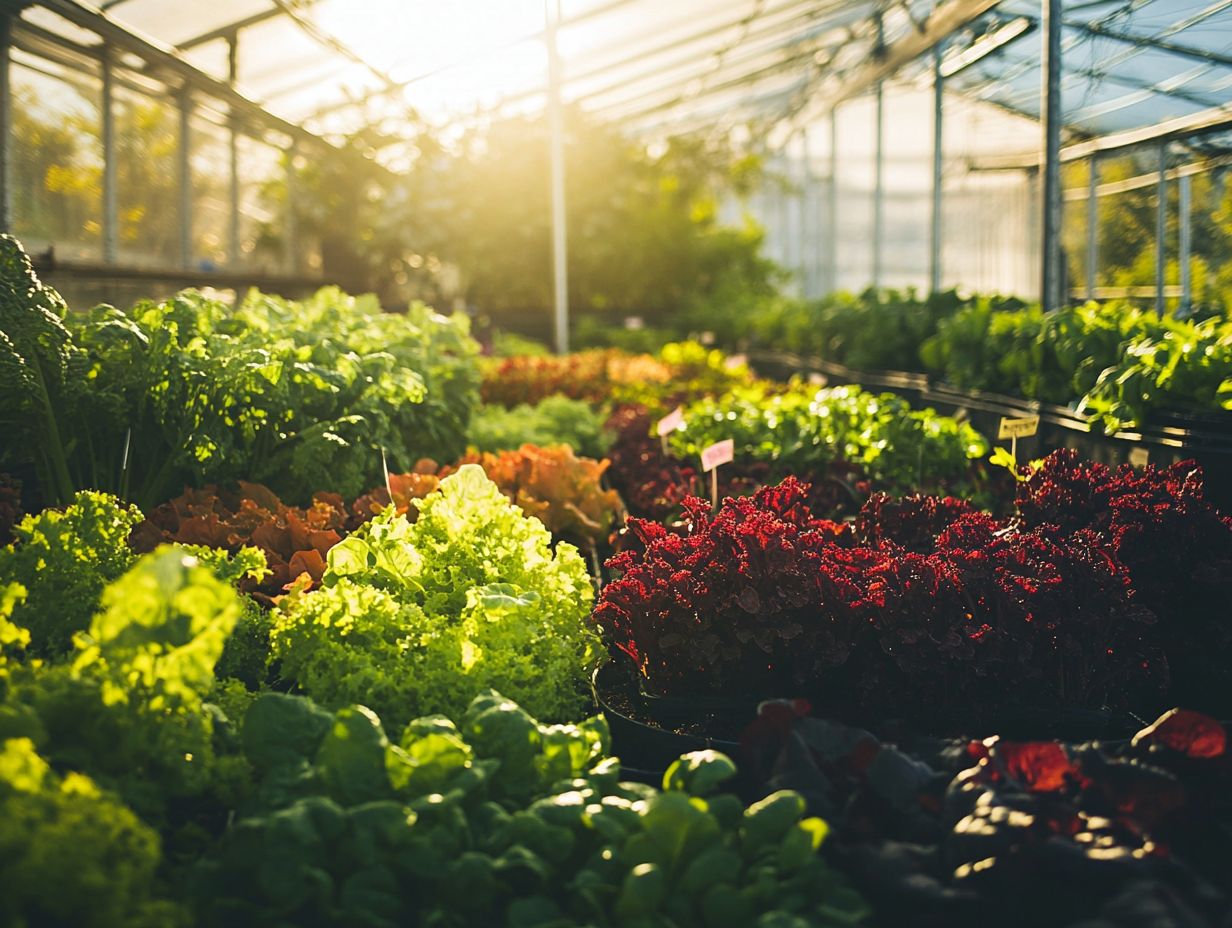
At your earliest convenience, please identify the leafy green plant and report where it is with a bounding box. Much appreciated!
[669,382,986,495]
[919,297,1046,395]
[0,736,181,928]
[0,491,143,657]
[270,465,598,728]
[74,288,479,507]
[489,330,551,358]
[0,235,89,506]
[1079,314,1232,431]
[194,690,866,928]
[234,289,481,494]
[1,232,481,510]
[0,546,257,834]
[0,491,266,663]
[468,395,612,459]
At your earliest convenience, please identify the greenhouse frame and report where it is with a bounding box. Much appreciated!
[5,4,1232,927]
[4,0,1232,340]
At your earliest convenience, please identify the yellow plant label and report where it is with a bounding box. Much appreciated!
[998,415,1040,440]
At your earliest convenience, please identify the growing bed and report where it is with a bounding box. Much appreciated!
[2,235,1230,928]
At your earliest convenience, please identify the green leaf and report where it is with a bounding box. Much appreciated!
[73,546,243,712]
[315,706,393,806]
[663,750,738,796]
[242,692,334,773]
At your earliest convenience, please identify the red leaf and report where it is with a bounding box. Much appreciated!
[251,522,292,560]
[288,548,328,584]
[995,740,1081,792]
[1132,708,1227,759]
[175,514,230,548]
[236,480,283,512]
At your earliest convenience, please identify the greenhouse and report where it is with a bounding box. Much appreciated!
[1,1,1232,926]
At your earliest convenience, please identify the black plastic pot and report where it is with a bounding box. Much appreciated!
[592,662,747,780]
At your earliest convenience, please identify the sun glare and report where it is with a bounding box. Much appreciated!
[315,0,552,121]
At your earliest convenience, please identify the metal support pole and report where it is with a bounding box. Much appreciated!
[1086,154,1097,300]
[227,34,240,267]
[1040,0,1063,311]
[1179,171,1192,314]
[101,43,117,263]
[285,141,298,273]
[872,81,884,288]
[929,43,944,294]
[827,109,838,293]
[0,14,12,236]
[545,0,569,354]
[799,129,812,296]
[788,142,798,277]
[178,87,192,269]
[1155,142,1166,315]
[779,150,791,272]
[872,12,885,289]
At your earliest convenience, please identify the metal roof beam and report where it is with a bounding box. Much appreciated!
[17,0,328,148]
[587,34,845,122]
[585,4,874,128]
[1063,18,1232,69]
[464,0,853,126]
[1061,102,1232,161]
[824,0,1000,108]
[567,0,833,96]
[579,18,852,112]
[971,101,1232,169]
[601,67,808,124]
[617,79,806,135]
[269,0,398,92]
[176,8,284,51]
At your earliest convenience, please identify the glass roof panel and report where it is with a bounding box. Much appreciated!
[105,0,275,49]
[19,0,1232,152]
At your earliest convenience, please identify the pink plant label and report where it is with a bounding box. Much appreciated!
[656,406,685,437]
[701,438,735,472]
[724,353,748,370]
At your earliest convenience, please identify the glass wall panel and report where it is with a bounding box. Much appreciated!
[10,55,102,260]
[1093,147,1162,310]
[114,85,179,267]
[237,132,286,272]
[189,112,230,269]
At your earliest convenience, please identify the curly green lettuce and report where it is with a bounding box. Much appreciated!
[0,491,142,657]
[270,465,598,727]
[0,547,256,830]
[0,737,182,928]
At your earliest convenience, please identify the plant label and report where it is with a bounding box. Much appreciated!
[998,415,1039,440]
[381,446,393,499]
[701,439,734,473]
[808,372,828,386]
[1129,446,1150,468]
[656,406,685,437]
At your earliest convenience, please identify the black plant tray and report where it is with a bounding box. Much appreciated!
[748,349,1232,512]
